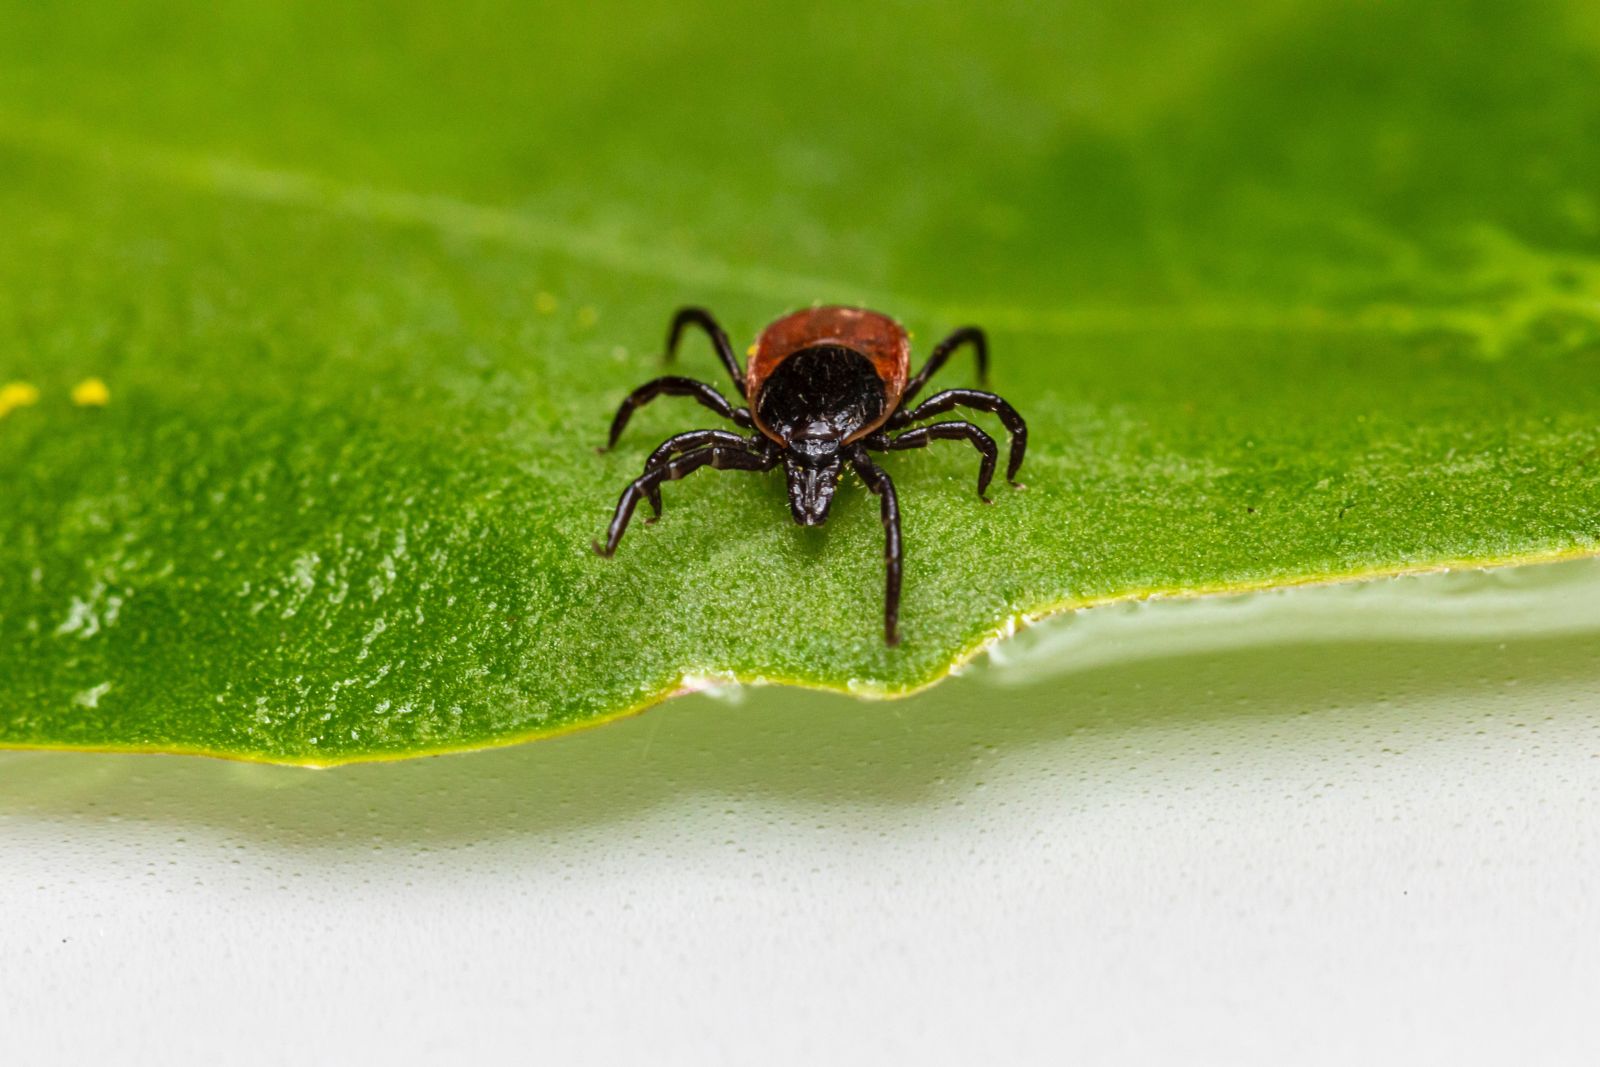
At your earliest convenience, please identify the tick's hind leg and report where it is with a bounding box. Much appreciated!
[638,429,761,519]
[594,445,776,558]
[601,376,753,451]
[873,421,997,501]
[666,307,745,391]
[890,388,1026,485]
[850,448,904,646]
[903,326,987,404]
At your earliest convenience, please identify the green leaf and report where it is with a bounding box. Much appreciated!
[3,0,1599,764]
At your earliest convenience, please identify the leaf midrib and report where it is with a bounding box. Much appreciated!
[5,108,1592,348]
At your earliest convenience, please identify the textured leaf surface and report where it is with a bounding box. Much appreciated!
[3,1,1599,763]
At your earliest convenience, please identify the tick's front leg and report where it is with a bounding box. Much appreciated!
[850,448,904,646]
[594,445,776,557]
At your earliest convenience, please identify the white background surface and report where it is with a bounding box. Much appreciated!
[3,564,1599,1065]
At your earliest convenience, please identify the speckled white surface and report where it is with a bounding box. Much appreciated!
[4,563,1599,1065]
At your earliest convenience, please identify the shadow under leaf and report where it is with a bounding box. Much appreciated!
[5,561,1598,849]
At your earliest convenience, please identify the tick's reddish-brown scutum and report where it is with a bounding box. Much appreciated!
[745,306,910,446]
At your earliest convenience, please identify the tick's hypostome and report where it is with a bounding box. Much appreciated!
[597,305,1028,645]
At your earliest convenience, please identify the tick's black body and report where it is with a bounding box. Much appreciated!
[595,305,1027,645]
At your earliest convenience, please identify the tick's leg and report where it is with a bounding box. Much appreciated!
[877,421,997,502]
[638,429,759,519]
[601,376,753,451]
[667,307,745,392]
[595,445,776,557]
[903,326,987,405]
[888,388,1026,485]
[850,449,904,647]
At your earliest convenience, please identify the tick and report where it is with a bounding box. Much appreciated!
[594,305,1027,645]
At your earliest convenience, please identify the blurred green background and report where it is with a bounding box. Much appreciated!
[7,1,1599,309]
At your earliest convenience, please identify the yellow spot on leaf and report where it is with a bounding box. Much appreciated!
[0,381,41,419]
[535,292,558,314]
[576,306,599,328]
[72,377,111,407]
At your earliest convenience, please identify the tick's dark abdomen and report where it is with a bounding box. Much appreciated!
[755,345,886,442]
